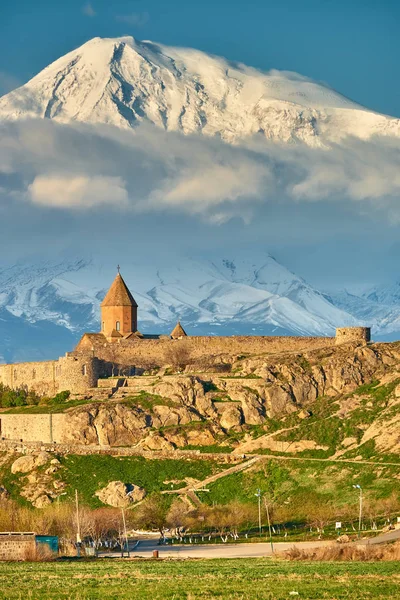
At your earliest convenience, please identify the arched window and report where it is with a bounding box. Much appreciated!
[82,364,87,376]
[102,321,105,331]
[116,321,120,331]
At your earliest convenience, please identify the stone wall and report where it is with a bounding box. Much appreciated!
[335,327,371,345]
[0,414,66,444]
[77,334,336,367]
[0,360,58,396]
[0,353,110,396]
[0,534,36,561]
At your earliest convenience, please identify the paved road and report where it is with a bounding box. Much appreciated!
[100,538,333,559]
[362,527,400,545]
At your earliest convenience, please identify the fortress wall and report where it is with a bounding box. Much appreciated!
[0,413,66,443]
[0,360,58,396]
[78,335,336,367]
[0,355,105,396]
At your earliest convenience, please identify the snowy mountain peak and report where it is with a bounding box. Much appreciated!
[1,36,399,146]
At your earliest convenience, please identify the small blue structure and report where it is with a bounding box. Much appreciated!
[36,535,59,553]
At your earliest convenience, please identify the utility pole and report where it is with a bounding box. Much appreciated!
[264,498,274,554]
[121,508,130,558]
[353,485,363,538]
[255,489,262,536]
[75,489,81,557]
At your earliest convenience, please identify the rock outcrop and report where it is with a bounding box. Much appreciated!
[95,481,146,507]
[11,451,50,474]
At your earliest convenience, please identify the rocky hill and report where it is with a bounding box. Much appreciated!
[57,340,400,458]
[1,340,400,509]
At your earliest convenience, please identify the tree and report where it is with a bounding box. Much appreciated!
[166,499,190,537]
[132,493,170,536]
[163,343,192,372]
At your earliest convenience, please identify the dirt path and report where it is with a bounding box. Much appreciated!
[251,453,400,467]
[162,456,261,497]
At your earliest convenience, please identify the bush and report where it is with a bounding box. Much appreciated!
[51,390,71,404]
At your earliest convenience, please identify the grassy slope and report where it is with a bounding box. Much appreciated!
[7,455,227,508]
[203,458,399,513]
[0,559,398,599]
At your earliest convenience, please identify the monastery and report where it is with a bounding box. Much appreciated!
[0,270,371,399]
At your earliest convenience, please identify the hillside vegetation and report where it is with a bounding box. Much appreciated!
[1,341,400,517]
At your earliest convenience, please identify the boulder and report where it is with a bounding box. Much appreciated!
[11,455,38,474]
[337,534,350,544]
[141,433,175,451]
[45,466,58,475]
[95,481,146,508]
[186,429,216,446]
[220,405,243,430]
[35,452,51,468]
[33,494,52,508]
[11,452,50,474]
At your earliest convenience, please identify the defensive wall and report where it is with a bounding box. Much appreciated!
[0,438,243,463]
[76,334,339,367]
[0,353,109,396]
[0,414,66,444]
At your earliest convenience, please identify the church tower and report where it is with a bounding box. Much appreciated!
[100,269,138,338]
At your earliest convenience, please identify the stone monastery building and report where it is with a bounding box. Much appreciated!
[0,270,371,399]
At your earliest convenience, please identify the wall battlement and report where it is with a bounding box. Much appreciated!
[335,327,371,345]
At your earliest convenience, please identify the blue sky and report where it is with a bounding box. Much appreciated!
[1,0,399,117]
[1,0,400,291]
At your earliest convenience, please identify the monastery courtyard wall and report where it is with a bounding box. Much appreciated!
[77,334,337,366]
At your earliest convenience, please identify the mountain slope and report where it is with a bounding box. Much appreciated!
[1,36,399,146]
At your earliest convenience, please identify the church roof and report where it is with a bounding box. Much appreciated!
[170,321,187,339]
[101,273,138,307]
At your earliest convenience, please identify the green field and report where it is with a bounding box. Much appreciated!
[0,559,399,599]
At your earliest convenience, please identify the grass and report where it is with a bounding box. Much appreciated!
[121,391,176,412]
[2,398,102,414]
[273,380,400,459]
[202,458,400,511]
[57,455,229,507]
[0,559,398,599]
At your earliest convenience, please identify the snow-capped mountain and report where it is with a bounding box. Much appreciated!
[1,36,400,361]
[328,286,400,341]
[1,36,399,146]
[0,254,359,362]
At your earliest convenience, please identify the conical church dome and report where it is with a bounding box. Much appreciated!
[101,273,138,307]
[170,321,187,339]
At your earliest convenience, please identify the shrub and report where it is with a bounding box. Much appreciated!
[51,390,71,404]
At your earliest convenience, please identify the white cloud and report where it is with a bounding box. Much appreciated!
[82,2,96,17]
[28,175,128,209]
[115,12,149,27]
[1,118,400,222]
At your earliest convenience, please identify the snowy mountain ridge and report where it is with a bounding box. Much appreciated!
[0,254,361,361]
[1,36,400,147]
